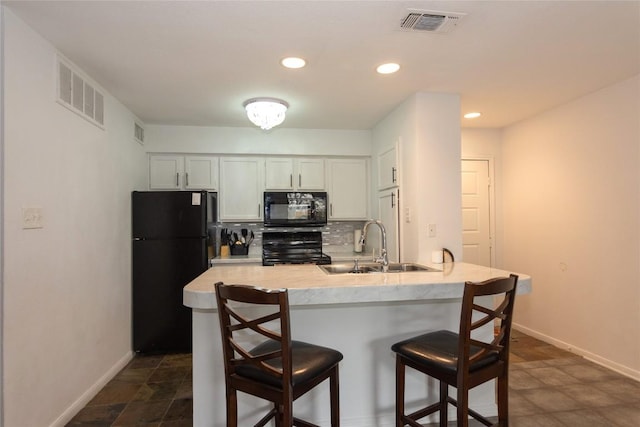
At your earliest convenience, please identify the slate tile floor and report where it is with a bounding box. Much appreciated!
[67,353,193,426]
[67,330,640,426]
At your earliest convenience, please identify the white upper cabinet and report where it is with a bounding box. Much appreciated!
[377,144,399,190]
[185,156,219,190]
[297,158,325,190]
[149,155,184,190]
[327,158,369,220]
[149,154,218,190]
[265,157,325,190]
[264,158,294,190]
[219,157,265,221]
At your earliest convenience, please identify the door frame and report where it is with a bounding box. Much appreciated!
[461,156,497,267]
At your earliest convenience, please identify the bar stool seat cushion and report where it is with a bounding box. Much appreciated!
[391,330,498,376]
[236,340,344,388]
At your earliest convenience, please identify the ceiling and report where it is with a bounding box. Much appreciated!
[5,1,640,130]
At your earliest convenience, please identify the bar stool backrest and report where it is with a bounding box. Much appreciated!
[215,283,293,399]
[458,274,518,381]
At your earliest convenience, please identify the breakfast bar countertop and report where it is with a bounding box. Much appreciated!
[183,261,532,309]
[184,261,531,426]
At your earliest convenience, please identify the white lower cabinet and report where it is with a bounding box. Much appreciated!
[219,157,264,221]
[327,158,369,220]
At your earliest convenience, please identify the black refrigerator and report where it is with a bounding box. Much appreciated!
[132,191,210,353]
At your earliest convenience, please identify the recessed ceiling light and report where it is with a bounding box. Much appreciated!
[464,112,482,119]
[281,57,306,69]
[376,63,400,74]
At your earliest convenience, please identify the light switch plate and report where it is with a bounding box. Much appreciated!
[22,207,43,229]
[404,207,412,223]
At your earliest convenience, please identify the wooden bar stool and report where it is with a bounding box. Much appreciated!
[215,282,343,427]
[391,274,518,427]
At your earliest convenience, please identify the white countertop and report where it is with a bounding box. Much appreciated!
[184,262,531,310]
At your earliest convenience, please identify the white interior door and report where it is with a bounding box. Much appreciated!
[461,159,492,266]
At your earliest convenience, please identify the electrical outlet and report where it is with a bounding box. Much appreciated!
[22,207,43,229]
[428,223,436,237]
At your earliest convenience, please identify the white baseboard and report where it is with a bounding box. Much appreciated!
[49,351,134,427]
[513,323,640,381]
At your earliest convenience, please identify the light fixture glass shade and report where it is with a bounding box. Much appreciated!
[243,98,289,130]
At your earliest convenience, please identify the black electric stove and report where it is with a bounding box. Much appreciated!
[262,231,332,266]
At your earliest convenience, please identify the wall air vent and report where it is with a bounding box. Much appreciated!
[400,10,466,33]
[134,121,145,144]
[57,57,105,128]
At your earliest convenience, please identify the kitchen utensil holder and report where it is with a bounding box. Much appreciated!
[230,245,249,256]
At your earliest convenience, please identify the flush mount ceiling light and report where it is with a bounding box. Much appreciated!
[464,112,482,119]
[376,62,400,74]
[281,57,306,69]
[243,98,289,130]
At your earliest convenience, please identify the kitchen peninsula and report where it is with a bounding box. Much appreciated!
[184,262,531,427]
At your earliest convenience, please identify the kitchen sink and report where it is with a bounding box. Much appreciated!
[385,263,441,272]
[319,263,381,274]
[318,262,441,275]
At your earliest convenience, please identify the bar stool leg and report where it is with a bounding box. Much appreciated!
[396,357,405,427]
[439,381,448,426]
[497,373,509,426]
[227,389,237,427]
[457,387,469,427]
[330,367,340,427]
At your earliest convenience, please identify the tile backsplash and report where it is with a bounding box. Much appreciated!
[213,221,365,255]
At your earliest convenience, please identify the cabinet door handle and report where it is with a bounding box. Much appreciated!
[299,174,302,188]
[290,174,293,188]
[330,203,333,216]
[186,173,189,187]
[392,167,397,183]
[391,192,395,208]
[258,204,261,216]
[176,173,179,187]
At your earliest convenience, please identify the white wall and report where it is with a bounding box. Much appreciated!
[145,125,371,156]
[373,93,462,263]
[501,75,640,379]
[414,93,462,263]
[372,95,418,260]
[2,8,147,426]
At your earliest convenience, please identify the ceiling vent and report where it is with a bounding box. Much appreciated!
[400,9,466,34]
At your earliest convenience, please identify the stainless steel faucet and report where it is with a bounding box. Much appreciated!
[359,219,389,272]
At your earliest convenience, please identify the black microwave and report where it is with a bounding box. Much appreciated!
[263,192,328,227]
